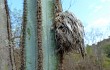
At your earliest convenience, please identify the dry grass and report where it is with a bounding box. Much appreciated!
[62,52,103,70]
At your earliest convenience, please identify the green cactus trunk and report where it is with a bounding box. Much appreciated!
[22,0,38,70]
[41,0,59,70]
[23,0,59,70]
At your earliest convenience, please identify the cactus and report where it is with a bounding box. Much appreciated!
[22,0,59,70]
[0,0,14,70]
[22,0,38,70]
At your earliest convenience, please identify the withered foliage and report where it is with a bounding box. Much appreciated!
[52,11,86,58]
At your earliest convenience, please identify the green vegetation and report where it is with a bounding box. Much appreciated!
[85,41,110,70]
[66,42,110,70]
[103,44,110,58]
[103,55,110,69]
[102,44,110,70]
[86,45,93,55]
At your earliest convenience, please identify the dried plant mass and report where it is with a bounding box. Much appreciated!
[52,11,86,58]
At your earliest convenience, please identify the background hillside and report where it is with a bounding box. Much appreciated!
[86,37,110,70]
[61,37,110,70]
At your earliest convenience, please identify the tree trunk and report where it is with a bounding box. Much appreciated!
[0,0,13,70]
